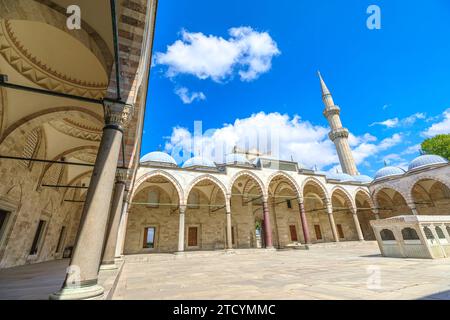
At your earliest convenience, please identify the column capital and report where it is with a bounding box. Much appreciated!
[115,168,132,183]
[179,205,187,214]
[103,100,134,130]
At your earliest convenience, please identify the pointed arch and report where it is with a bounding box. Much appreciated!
[131,170,184,206]
[301,177,330,204]
[38,145,98,188]
[331,186,356,213]
[228,170,267,200]
[0,107,102,148]
[354,188,375,209]
[409,175,450,202]
[267,171,302,201]
[185,174,228,206]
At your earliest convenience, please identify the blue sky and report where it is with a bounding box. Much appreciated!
[142,0,450,176]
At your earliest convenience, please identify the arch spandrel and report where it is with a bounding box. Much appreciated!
[267,171,302,202]
[228,170,267,201]
[131,170,185,206]
[330,186,357,213]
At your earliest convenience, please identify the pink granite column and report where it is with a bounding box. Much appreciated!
[262,200,273,249]
[298,200,311,245]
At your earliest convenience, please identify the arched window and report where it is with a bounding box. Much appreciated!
[380,229,395,241]
[423,227,435,240]
[435,226,446,240]
[147,190,160,208]
[402,228,420,241]
[188,191,200,209]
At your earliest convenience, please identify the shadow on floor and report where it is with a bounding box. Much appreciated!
[0,259,68,300]
[420,290,450,300]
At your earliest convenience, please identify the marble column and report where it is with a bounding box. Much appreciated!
[177,205,186,252]
[226,211,233,250]
[100,170,128,269]
[298,200,311,245]
[50,101,132,300]
[115,198,130,259]
[262,200,274,248]
[327,204,339,242]
[352,209,365,241]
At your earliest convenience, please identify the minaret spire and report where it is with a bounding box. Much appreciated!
[318,72,358,176]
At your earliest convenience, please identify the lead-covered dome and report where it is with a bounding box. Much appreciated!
[326,172,355,182]
[374,166,405,180]
[140,151,177,166]
[408,154,448,172]
[224,154,251,166]
[182,156,216,169]
[353,175,373,184]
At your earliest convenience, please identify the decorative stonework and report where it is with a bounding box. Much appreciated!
[0,20,108,99]
[329,128,350,142]
[72,152,97,164]
[323,105,341,118]
[49,119,102,142]
[104,101,133,129]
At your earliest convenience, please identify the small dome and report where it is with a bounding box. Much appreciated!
[408,154,448,171]
[225,154,251,166]
[374,166,405,180]
[182,156,216,169]
[327,173,355,182]
[353,175,373,183]
[140,151,177,166]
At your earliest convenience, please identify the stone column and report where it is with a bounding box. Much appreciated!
[351,209,365,241]
[298,200,311,245]
[327,204,339,242]
[50,101,132,300]
[262,200,274,249]
[115,198,130,259]
[100,170,128,270]
[177,205,186,253]
[226,211,233,250]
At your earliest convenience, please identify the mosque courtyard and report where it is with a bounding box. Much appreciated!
[3,241,448,300]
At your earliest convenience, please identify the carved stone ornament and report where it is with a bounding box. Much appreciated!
[104,101,133,129]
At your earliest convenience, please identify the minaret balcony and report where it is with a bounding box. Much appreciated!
[329,128,349,141]
[323,105,341,117]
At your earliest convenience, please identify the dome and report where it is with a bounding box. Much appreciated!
[408,154,448,171]
[182,156,216,169]
[225,154,251,166]
[353,175,373,183]
[374,166,405,180]
[140,151,177,166]
[327,173,355,182]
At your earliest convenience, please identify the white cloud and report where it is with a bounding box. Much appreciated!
[174,87,206,104]
[401,144,422,155]
[370,118,399,128]
[370,113,426,128]
[155,27,280,82]
[422,108,450,137]
[164,112,403,171]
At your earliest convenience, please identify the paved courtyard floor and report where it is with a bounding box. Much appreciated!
[1,242,450,300]
[113,242,450,300]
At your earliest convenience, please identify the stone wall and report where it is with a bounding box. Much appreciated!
[0,136,80,268]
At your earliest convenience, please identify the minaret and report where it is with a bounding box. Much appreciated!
[318,72,358,176]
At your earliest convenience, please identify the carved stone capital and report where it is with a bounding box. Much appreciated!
[116,168,132,183]
[329,128,349,142]
[103,100,134,129]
